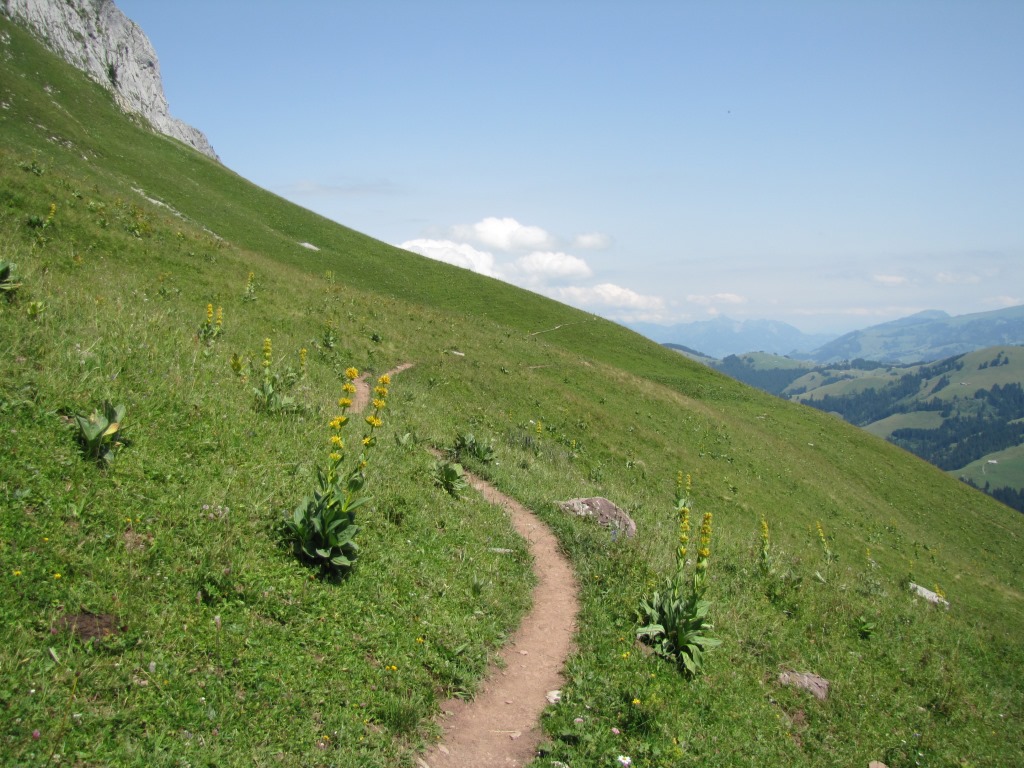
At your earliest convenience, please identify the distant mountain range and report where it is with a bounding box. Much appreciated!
[633,305,1024,363]
[793,306,1024,364]
[628,317,834,359]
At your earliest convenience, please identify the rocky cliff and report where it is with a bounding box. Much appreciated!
[2,0,217,160]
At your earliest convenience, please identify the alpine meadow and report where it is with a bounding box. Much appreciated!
[2,13,1024,768]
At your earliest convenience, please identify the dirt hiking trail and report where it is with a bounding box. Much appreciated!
[354,363,580,766]
[421,468,579,767]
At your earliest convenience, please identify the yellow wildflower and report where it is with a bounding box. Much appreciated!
[215,306,223,327]
[374,385,388,398]
[337,397,352,409]
[362,436,372,446]
[330,435,343,447]
[365,415,383,428]
[371,398,386,410]
[342,382,357,394]
[345,367,359,380]
[329,416,346,430]
[678,506,690,561]
[53,573,62,580]
[329,452,341,462]
[632,698,641,706]
[378,374,391,385]
[12,570,21,577]
[206,303,213,323]
[262,338,272,368]
[698,512,713,558]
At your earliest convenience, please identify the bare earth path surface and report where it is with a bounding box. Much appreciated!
[420,469,579,767]
[351,362,416,413]
[354,362,581,766]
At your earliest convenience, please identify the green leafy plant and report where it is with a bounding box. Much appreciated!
[73,401,126,465]
[433,460,469,498]
[250,337,303,414]
[0,261,22,299]
[450,431,495,464]
[196,303,223,345]
[636,472,721,676]
[282,368,390,576]
[856,614,876,640]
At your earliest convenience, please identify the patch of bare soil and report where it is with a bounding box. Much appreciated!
[55,610,121,641]
[352,362,415,413]
[420,469,580,768]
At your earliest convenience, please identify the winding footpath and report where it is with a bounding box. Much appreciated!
[353,363,581,767]
[421,469,579,767]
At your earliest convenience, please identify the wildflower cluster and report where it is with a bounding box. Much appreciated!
[815,520,836,580]
[674,472,691,562]
[758,516,772,574]
[283,368,391,576]
[636,471,721,676]
[197,303,224,345]
[249,337,304,414]
[242,271,257,302]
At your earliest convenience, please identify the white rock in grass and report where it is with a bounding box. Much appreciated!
[909,582,950,609]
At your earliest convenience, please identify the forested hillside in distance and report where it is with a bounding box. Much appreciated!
[712,348,1024,513]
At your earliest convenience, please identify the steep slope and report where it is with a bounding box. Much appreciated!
[2,15,1024,768]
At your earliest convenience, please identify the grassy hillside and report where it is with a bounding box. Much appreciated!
[3,15,1024,768]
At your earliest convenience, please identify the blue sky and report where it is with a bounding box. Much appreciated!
[119,0,1023,334]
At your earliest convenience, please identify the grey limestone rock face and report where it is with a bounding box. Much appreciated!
[3,0,217,159]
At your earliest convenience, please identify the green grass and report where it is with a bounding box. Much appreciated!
[953,443,1024,489]
[2,15,1024,767]
[863,411,946,439]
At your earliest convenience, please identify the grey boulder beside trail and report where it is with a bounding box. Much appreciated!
[558,497,637,538]
[2,0,217,159]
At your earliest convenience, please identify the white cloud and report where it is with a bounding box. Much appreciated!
[571,232,612,250]
[984,295,1023,308]
[514,251,593,282]
[553,283,665,311]
[452,217,555,252]
[873,274,908,286]
[686,292,746,306]
[398,239,500,278]
[935,271,981,285]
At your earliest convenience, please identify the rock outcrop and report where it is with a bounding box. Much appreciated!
[2,0,217,159]
[558,497,637,538]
